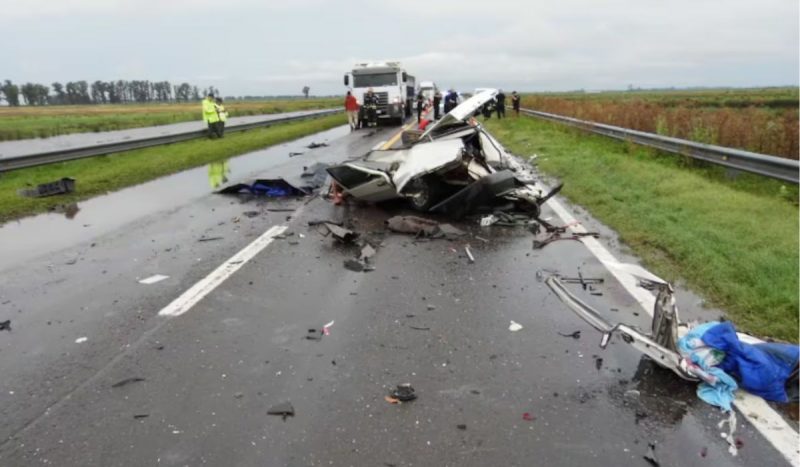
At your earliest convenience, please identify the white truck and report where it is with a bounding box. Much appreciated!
[418,81,438,102]
[344,62,415,125]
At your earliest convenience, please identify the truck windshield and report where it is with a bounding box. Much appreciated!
[353,73,397,87]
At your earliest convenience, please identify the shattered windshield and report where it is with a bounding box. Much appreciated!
[353,73,398,87]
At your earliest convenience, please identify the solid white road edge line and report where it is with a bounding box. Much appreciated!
[158,225,288,318]
[545,195,799,466]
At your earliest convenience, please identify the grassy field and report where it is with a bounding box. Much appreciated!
[0,98,340,141]
[484,115,799,342]
[0,113,346,222]
[520,87,799,159]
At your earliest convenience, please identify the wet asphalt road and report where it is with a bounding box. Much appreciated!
[0,122,794,466]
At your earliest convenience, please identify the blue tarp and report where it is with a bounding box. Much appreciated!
[679,321,799,409]
[702,321,799,403]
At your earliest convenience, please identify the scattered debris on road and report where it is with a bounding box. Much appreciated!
[267,401,295,421]
[0,320,10,331]
[133,414,149,419]
[111,377,146,388]
[558,330,581,339]
[307,142,328,149]
[385,215,464,239]
[139,274,169,285]
[389,384,417,402]
[409,325,430,331]
[508,321,523,332]
[197,236,224,242]
[218,179,308,197]
[545,263,800,416]
[18,177,76,198]
[75,337,88,344]
[289,151,304,157]
[464,245,475,264]
[643,442,660,467]
[321,223,359,243]
[522,412,535,421]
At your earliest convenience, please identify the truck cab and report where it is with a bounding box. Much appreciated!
[344,62,414,125]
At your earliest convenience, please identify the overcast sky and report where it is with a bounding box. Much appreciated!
[4,0,798,96]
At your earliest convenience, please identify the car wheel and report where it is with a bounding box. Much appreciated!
[407,176,443,212]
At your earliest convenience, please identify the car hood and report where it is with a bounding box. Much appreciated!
[420,89,498,140]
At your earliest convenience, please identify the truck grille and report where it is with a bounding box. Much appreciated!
[376,92,388,110]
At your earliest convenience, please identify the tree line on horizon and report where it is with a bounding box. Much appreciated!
[0,79,221,106]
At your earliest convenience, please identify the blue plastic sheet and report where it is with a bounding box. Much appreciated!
[702,321,799,403]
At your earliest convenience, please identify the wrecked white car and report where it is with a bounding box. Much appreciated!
[327,90,560,218]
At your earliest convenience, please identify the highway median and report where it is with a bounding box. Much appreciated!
[0,113,346,223]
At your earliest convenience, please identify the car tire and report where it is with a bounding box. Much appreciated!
[407,176,443,212]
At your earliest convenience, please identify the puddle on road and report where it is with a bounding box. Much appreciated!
[0,125,350,268]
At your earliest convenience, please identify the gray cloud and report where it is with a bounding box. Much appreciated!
[2,0,797,95]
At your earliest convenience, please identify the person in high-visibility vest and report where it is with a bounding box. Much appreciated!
[215,98,228,138]
[202,93,221,138]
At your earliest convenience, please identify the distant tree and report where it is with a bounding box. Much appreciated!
[1,80,21,106]
[20,83,49,105]
[192,86,200,100]
[91,80,105,103]
[51,82,65,104]
[302,86,310,98]
[174,82,192,101]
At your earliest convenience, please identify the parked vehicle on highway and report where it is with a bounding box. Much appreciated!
[418,81,438,105]
[327,90,560,217]
[344,62,414,125]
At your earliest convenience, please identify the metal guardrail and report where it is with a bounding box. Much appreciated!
[518,108,799,184]
[0,108,343,172]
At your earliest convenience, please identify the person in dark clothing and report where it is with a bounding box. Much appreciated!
[496,90,506,119]
[432,91,442,120]
[481,102,493,119]
[511,91,521,117]
[444,90,458,114]
[416,91,425,122]
[363,88,379,127]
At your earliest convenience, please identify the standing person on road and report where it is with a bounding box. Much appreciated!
[363,88,379,128]
[215,97,228,138]
[416,91,425,122]
[443,89,458,114]
[344,91,359,131]
[432,90,442,120]
[496,90,506,119]
[511,91,521,117]
[202,93,221,139]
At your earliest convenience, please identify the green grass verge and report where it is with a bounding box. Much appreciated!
[484,116,799,342]
[0,114,346,223]
[0,98,340,141]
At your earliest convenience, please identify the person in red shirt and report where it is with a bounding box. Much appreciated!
[344,91,360,131]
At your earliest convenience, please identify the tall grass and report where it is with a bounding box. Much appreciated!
[521,90,799,159]
[0,98,341,141]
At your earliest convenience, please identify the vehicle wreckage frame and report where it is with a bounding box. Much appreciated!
[326,89,562,218]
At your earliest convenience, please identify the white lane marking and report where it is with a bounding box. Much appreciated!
[158,225,287,317]
[139,274,169,285]
[545,194,800,467]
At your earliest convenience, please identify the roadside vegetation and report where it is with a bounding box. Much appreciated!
[484,115,799,342]
[0,113,346,223]
[0,98,340,141]
[520,87,799,159]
